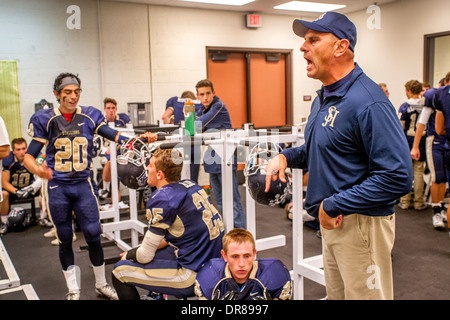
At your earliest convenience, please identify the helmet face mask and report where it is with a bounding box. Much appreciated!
[244,142,291,206]
[117,137,158,190]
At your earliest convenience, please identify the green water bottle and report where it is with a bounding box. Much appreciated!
[183,99,195,136]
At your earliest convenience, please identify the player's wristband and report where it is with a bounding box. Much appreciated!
[26,140,45,158]
[125,247,138,262]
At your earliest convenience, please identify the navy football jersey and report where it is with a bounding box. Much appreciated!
[101,113,131,151]
[398,98,426,160]
[423,88,445,141]
[194,258,292,300]
[107,113,130,128]
[27,106,107,182]
[434,85,450,141]
[165,96,202,125]
[2,152,35,188]
[145,179,224,272]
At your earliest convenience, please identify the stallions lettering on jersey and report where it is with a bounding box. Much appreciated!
[194,258,292,300]
[28,106,106,182]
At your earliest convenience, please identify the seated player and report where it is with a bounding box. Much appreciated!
[98,97,131,204]
[111,148,224,300]
[0,138,46,235]
[194,228,292,300]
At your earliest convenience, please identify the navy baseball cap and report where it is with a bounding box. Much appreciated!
[293,12,357,52]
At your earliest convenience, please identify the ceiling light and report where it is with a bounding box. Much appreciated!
[180,0,256,6]
[274,1,346,12]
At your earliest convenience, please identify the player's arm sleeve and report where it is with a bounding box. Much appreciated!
[97,125,128,144]
[26,140,45,158]
[29,177,42,194]
[195,102,226,131]
[322,102,413,217]
[281,144,307,169]
[125,230,164,264]
[417,106,432,125]
[266,260,293,300]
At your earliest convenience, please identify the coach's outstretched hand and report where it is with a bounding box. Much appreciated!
[264,154,288,193]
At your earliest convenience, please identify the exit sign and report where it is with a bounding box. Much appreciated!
[246,14,262,28]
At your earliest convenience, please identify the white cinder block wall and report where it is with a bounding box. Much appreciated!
[1,0,449,139]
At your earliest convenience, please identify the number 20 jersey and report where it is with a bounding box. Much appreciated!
[28,106,107,182]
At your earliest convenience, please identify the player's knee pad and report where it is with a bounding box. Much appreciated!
[82,221,102,242]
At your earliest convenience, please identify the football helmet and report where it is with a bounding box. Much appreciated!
[244,141,291,206]
[117,137,158,190]
[7,207,32,232]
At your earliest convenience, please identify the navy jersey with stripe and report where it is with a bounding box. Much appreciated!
[145,179,224,272]
[194,258,292,300]
[101,113,130,151]
[166,96,202,125]
[434,85,450,141]
[2,152,35,189]
[109,113,130,127]
[27,106,106,182]
[423,88,446,142]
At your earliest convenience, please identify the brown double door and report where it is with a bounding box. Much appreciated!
[207,48,292,129]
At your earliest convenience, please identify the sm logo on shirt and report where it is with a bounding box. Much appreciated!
[322,106,340,128]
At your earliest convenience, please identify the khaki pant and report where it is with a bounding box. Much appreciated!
[400,160,426,208]
[321,213,395,300]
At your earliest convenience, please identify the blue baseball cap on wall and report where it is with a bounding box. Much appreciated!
[293,12,357,52]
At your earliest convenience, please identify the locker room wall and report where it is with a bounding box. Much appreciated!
[1,0,450,139]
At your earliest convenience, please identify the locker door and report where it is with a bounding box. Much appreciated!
[207,49,290,129]
[249,53,286,128]
[207,52,247,128]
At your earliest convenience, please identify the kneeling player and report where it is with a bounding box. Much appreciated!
[111,148,224,299]
[194,228,292,300]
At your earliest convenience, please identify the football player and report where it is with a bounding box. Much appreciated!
[23,72,157,300]
[98,97,131,203]
[194,228,292,300]
[411,78,448,229]
[111,148,224,300]
[433,71,450,238]
[1,138,45,235]
[161,91,201,125]
[397,80,427,211]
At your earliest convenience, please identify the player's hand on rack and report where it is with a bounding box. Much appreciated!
[139,132,158,143]
[264,154,288,193]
